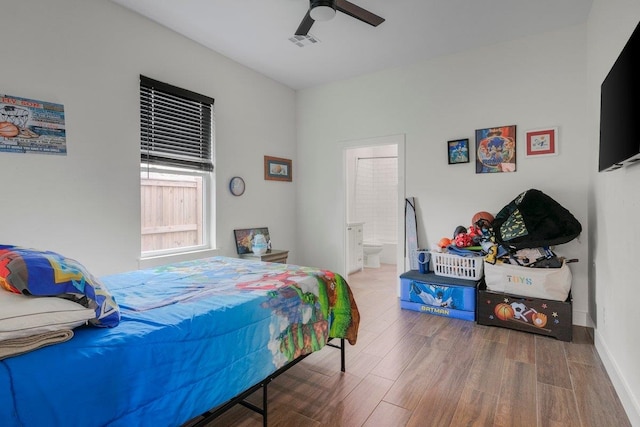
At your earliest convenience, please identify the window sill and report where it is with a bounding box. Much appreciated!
[138,248,220,270]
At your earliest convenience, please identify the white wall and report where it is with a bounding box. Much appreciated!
[0,0,297,275]
[588,1,640,425]
[297,25,590,324]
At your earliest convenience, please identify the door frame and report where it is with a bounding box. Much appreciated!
[341,134,406,296]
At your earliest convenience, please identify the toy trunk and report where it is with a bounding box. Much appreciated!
[476,281,573,341]
[400,271,480,321]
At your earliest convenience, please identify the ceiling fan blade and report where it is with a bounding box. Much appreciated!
[295,10,315,36]
[336,0,385,27]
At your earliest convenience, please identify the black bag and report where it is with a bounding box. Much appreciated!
[492,189,582,250]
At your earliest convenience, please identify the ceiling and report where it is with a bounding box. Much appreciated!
[109,0,593,90]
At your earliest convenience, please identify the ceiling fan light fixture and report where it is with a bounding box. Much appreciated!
[310,0,336,21]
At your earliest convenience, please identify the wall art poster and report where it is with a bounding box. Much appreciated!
[0,94,67,155]
[448,138,470,164]
[264,156,292,182]
[475,125,516,174]
[525,127,558,157]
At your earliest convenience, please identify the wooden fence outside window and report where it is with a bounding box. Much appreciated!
[141,176,203,252]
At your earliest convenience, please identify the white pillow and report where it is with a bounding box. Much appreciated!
[0,290,95,341]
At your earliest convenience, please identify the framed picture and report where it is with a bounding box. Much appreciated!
[525,127,558,157]
[447,139,470,164]
[234,227,270,254]
[264,156,292,182]
[475,125,516,174]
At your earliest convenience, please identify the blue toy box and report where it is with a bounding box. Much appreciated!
[400,271,480,321]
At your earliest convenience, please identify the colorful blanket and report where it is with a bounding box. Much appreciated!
[0,256,360,426]
[108,256,359,363]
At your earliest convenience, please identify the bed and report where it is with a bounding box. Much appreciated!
[0,248,359,426]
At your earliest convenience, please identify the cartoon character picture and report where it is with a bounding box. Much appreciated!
[475,125,516,173]
[448,139,470,164]
[410,283,455,308]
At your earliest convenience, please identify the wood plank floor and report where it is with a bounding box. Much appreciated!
[198,264,631,427]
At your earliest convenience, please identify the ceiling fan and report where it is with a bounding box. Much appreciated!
[295,0,385,36]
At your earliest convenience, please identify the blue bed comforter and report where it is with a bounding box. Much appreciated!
[0,256,359,426]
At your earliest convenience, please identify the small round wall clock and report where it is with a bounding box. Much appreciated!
[229,176,245,196]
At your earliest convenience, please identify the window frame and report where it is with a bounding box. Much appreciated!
[139,75,215,258]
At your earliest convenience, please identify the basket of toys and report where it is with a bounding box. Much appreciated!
[430,251,484,281]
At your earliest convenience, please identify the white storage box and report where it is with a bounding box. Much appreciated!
[431,251,484,281]
[484,260,571,301]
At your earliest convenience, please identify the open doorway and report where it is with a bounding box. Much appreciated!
[343,135,405,295]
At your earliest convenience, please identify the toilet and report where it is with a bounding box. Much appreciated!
[363,241,383,268]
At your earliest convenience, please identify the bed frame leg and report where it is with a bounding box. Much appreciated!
[326,338,346,372]
[188,338,346,426]
[263,381,268,427]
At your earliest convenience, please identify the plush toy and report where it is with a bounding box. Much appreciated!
[484,244,498,264]
[453,224,484,248]
[454,232,473,247]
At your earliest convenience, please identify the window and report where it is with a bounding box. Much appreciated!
[140,75,214,256]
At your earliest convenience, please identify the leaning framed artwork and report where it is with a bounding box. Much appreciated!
[525,127,558,157]
[264,156,292,182]
[234,227,270,254]
[475,125,516,174]
[447,139,470,164]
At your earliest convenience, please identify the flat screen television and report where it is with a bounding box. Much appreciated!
[599,21,640,172]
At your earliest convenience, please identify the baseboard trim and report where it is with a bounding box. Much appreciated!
[572,309,592,327]
[595,331,640,426]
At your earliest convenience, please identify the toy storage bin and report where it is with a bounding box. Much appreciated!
[476,280,572,341]
[430,251,484,280]
[400,271,480,321]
